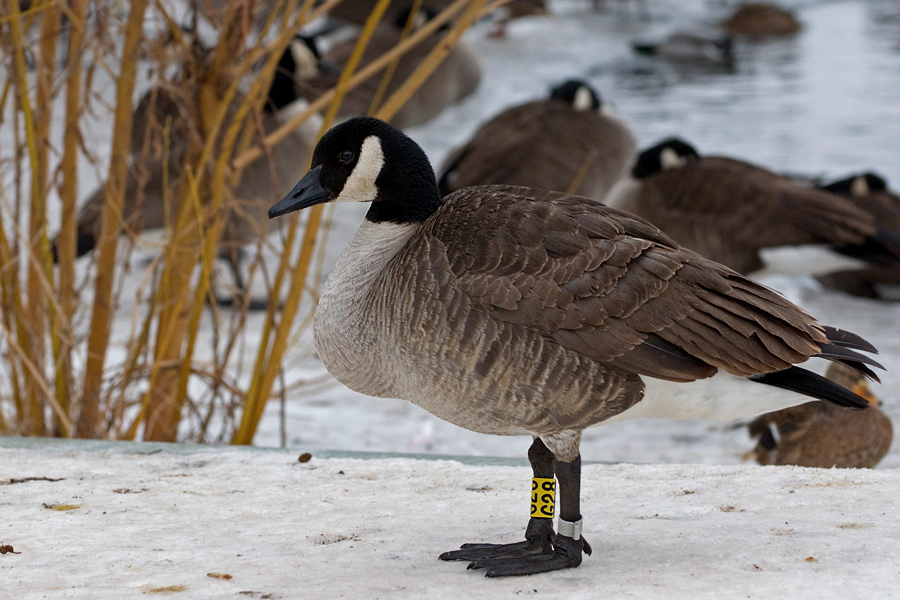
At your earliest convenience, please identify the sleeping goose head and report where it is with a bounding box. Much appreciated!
[821,172,889,198]
[269,117,883,577]
[549,79,602,112]
[631,137,700,179]
[269,116,441,224]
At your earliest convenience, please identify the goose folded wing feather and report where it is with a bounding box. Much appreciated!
[427,187,825,384]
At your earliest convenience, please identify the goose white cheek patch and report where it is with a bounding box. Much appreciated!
[573,86,594,111]
[660,147,687,170]
[290,40,319,79]
[336,136,384,204]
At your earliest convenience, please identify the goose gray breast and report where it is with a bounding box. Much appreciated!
[268,116,881,577]
[438,80,636,201]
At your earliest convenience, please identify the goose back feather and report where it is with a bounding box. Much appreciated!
[439,82,636,200]
[608,141,881,275]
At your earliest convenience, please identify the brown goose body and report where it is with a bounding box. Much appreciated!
[607,141,879,275]
[815,173,900,299]
[721,3,802,37]
[269,117,880,576]
[299,20,480,129]
[438,81,636,201]
[748,363,893,468]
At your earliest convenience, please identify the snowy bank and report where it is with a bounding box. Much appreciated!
[2,439,899,599]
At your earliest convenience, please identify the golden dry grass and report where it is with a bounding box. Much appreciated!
[0,0,489,444]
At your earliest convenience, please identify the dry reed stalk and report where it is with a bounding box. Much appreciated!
[140,0,316,440]
[375,0,487,121]
[233,0,487,444]
[56,0,90,438]
[78,0,150,438]
[233,0,401,444]
[367,0,425,115]
[34,1,74,437]
[232,0,474,172]
[6,0,48,434]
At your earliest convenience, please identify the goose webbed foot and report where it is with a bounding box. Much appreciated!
[440,518,592,577]
[439,517,554,562]
[469,533,591,577]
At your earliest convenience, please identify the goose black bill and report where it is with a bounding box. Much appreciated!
[268,165,329,218]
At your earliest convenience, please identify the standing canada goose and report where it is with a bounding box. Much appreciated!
[815,173,900,299]
[60,40,322,297]
[297,6,481,129]
[438,80,636,201]
[746,363,892,468]
[604,138,895,277]
[269,117,881,576]
[721,3,802,37]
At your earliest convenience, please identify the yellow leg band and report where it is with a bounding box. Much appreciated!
[530,477,556,519]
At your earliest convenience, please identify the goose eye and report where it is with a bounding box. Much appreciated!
[339,150,354,164]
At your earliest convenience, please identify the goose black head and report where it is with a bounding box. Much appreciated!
[395,5,444,31]
[269,117,442,224]
[550,79,601,111]
[632,137,700,179]
[267,35,323,113]
[821,172,888,198]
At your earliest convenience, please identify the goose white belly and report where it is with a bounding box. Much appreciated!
[601,371,813,425]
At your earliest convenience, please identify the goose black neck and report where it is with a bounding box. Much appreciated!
[355,119,443,225]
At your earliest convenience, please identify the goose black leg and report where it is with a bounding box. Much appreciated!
[440,438,555,564]
[440,440,591,576]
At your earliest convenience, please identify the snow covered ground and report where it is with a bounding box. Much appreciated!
[3,439,900,598]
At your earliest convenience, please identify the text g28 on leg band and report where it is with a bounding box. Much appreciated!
[531,477,555,518]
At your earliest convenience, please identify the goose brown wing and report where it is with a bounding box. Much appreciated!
[426,186,827,382]
[631,157,876,272]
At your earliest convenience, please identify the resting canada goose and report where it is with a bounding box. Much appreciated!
[269,117,881,576]
[61,41,321,296]
[633,27,734,64]
[814,172,900,299]
[297,6,481,129]
[438,80,636,201]
[746,363,892,468]
[604,138,894,277]
[721,3,802,37]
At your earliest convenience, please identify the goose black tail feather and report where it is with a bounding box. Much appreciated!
[749,366,869,410]
[817,343,884,383]
[821,325,878,353]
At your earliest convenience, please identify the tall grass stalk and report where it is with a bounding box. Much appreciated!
[0,0,484,445]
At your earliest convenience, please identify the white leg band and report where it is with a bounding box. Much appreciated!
[557,517,583,541]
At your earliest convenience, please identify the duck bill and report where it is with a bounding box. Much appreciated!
[268,165,330,219]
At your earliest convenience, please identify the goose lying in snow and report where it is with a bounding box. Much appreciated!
[56,39,322,301]
[814,172,900,299]
[297,6,481,129]
[604,138,898,279]
[721,2,802,37]
[746,362,892,468]
[269,117,882,576]
[438,80,636,201]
